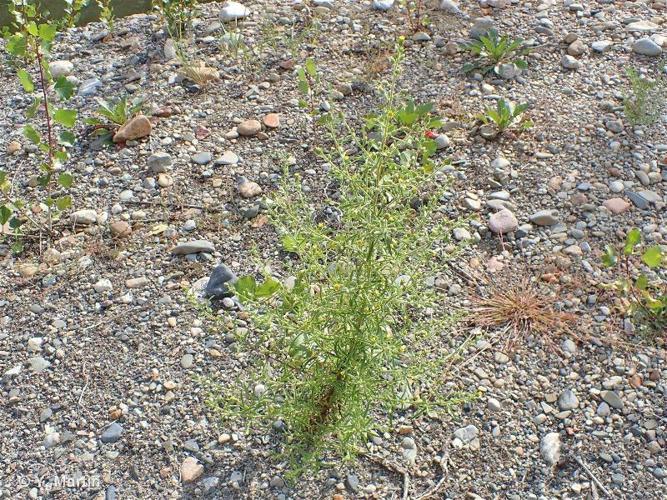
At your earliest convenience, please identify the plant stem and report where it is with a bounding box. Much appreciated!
[35,47,54,170]
[34,42,57,233]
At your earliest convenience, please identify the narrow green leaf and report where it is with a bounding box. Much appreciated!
[17,69,34,92]
[57,172,73,188]
[58,130,76,147]
[38,23,57,42]
[54,76,75,100]
[26,97,42,119]
[53,108,77,128]
[624,228,641,254]
[234,275,257,299]
[255,277,281,298]
[0,205,12,225]
[55,195,72,211]
[641,245,663,269]
[23,125,41,145]
[305,58,317,78]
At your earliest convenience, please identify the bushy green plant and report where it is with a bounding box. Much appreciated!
[206,43,466,475]
[462,29,530,76]
[1,0,78,252]
[399,0,429,32]
[602,229,666,337]
[623,68,665,126]
[478,98,532,134]
[96,0,116,34]
[85,96,143,143]
[153,0,198,39]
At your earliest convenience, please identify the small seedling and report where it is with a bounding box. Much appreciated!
[462,30,530,76]
[85,96,144,144]
[478,98,532,135]
[153,0,199,40]
[623,68,665,126]
[296,58,320,112]
[602,228,666,337]
[96,0,116,35]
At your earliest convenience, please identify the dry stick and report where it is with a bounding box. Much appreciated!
[77,361,90,407]
[414,449,450,500]
[575,457,613,499]
[363,453,410,500]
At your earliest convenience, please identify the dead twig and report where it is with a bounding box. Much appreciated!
[362,452,410,500]
[414,447,450,500]
[77,361,90,407]
[575,456,613,499]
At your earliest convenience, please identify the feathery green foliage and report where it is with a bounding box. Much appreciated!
[206,43,466,476]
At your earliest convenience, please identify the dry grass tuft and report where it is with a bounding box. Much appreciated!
[471,278,578,351]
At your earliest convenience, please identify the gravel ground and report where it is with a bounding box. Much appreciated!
[1,1,666,498]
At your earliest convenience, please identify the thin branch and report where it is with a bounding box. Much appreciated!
[575,456,614,499]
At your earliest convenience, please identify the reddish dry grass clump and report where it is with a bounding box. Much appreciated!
[472,278,578,351]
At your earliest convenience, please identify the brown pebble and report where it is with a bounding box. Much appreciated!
[110,221,132,238]
[263,113,280,129]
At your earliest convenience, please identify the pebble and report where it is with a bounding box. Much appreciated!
[217,150,239,165]
[181,457,204,483]
[540,432,560,466]
[100,423,123,444]
[561,55,581,70]
[71,209,98,225]
[193,152,213,165]
[601,390,624,410]
[181,354,194,369]
[529,209,559,226]
[172,240,216,255]
[372,0,394,11]
[238,179,262,198]
[453,425,479,444]
[558,389,579,410]
[205,264,237,299]
[238,119,262,137]
[219,1,250,22]
[50,60,74,79]
[263,113,280,129]
[29,356,50,372]
[632,38,662,56]
[603,198,631,214]
[489,209,518,234]
[147,152,172,173]
[113,115,152,143]
[110,221,132,238]
[94,278,113,293]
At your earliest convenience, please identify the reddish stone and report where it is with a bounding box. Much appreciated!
[263,113,280,129]
[603,198,631,214]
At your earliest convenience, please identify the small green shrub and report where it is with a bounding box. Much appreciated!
[462,30,529,76]
[85,96,143,143]
[296,58,320,112]
[96,0,116,34]
[153,0,198,39]
[623,68,665,126]
[1,0,78,252]
[399,0,429,33]
[478,98,532,134]
[602,229,666,338]
[206,43,465,476]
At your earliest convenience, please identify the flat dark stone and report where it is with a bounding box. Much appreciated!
[625,190,649,210]
[205,264,237,299]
